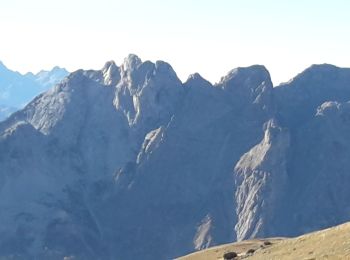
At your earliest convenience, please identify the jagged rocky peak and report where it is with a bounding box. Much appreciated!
[81,61,120,85]
[274,63,350,127]
[216,65,273,111]
[58,69,87,89]
[119,54,180,89]
[114,55,183,129]
[277,64,342,89]
[154,60,179,78]
[291,64,340,82]
[102,60,118,71]
[219,65,272,90]
[7,54,184,136]
[122,53,143,72]
[187,72,204,81]
[20,68,115,136]
[279,63,350,90]
[185,73,213,89]
[102,60,120,85]
[120,54,153,85]
[120,54,178,77]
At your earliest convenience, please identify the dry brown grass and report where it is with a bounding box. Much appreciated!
[178,222,350,260]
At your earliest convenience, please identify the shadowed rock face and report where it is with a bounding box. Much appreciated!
[274,64,350,127]
[0,56,350,259]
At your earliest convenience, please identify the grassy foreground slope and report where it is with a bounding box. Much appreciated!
[178,222,350,260]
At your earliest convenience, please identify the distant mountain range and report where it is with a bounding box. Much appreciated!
[0,61,68,120]
[0,105,17,121]
[1,55,350,259]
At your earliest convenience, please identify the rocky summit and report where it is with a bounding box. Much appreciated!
[1,55,350,259]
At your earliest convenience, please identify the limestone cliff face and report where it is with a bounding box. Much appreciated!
[234,119,290,240]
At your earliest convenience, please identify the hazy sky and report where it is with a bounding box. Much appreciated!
[1,0,349,85]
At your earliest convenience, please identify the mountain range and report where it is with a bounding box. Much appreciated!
[0,61,68,121]
[0,55,350,259]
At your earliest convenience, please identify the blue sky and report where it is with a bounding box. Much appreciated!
[0,0,349,84]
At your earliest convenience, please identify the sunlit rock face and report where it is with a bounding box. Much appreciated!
[234,119,290,241]
[1,56,350,260]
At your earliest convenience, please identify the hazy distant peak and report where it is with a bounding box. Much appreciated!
[35,66,68,76]
[51,66,68,73]
[0,63,69,121]
[24,71,35,77]
[34,67,69,88]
